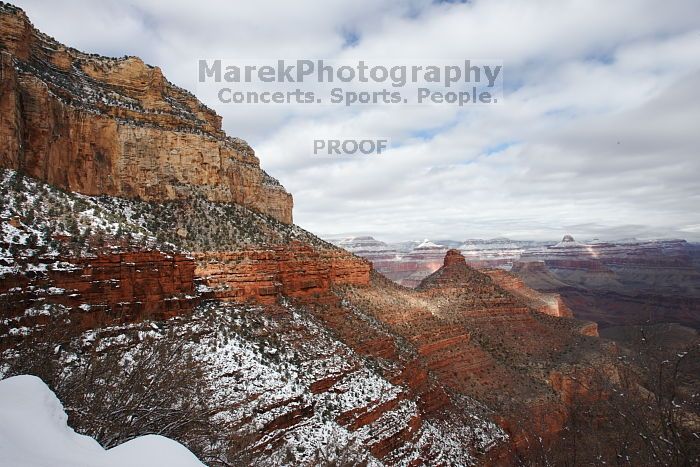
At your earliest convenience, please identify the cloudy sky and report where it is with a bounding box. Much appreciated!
[12,0,700,241]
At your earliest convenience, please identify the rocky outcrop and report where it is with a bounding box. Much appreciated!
[416,249,502,292]
[578,321,599,336]
[0,4,292,223]
[483,268,573,318]
[332,236,451,287]
[335,250,615,461]
[0,6,638,464]
[442,248,466,267]
[0,251,198,340]
[193,243,371,304]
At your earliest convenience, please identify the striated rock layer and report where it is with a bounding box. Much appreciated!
[0,6,629,464]
[483,267,573,319]
[334,250,610,461]
[194,242,371,304]
[0,3,292,223]
[0,250,198,343]
[514,236,700,329]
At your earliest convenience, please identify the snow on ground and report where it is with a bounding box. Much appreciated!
[42,300,504,466]
[0,168,164,279]
[0,296,507,466]
[0,168,327,266]
[0,167,505,464]
[0,375,205,467]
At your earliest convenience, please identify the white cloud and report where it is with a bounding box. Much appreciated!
[11,0,700,240]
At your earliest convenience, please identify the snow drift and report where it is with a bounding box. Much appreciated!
[0,375,205,467]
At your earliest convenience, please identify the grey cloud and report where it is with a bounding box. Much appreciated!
[10,0,700,241]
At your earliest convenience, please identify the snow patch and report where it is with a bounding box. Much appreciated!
[0,375,205,467]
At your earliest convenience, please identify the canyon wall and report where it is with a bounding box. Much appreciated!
[514,237,700,329]
[194,243,371,304]
[0,5,631,463]
[0,250,198,342]
[0,4,292,224]
[338,250,611,460]
[483,268,573,318]
[337,234,700,329]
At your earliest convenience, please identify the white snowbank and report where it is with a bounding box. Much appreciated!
[0,375,205,467]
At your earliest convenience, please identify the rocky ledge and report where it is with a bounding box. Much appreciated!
[194,243,371,304]
[0,251,198,345]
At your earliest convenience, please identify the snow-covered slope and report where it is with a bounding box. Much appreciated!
[0,375,205,467]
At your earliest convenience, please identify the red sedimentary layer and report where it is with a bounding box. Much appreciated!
[193,243,371,304]
[216,298,452,464]
[545,259,614,272]
[443,248,466,267]
[304,306,453,460]
[0,251,197,339]
[190,244,453,459]
[483,268,574,318]
[335,250,612,461]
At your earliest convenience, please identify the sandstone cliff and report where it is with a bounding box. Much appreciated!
[0,3,292,224]
[483,267,574,319]
[194,243,371,304]
[0,251,198,345]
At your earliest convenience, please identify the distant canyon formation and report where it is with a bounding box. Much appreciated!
[332,235,700,329]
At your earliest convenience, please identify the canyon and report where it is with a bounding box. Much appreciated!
[333,234,700,330]
[0,250,198,343]
[193,244,371,305]
[1,3,696,466]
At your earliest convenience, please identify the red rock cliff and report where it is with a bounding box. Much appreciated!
[194,243,371,304]
[0,4,292,224]
[483,268,574,318]
[0,251,198,342]
[339,250,612,459]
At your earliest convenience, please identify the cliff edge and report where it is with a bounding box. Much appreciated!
[0,2,292,224]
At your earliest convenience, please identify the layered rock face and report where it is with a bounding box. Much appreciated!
[2,165,484,462]
[515,236,700,329]
[334,236,404,281]
[194,243,371,304]
[337,250,610,460]
[394,240,448,287]
[0,251,198,343]
[337,233,700,329]
[0,6,635,464]
[483,268,573,319]
[0,4,292,223]
[457,237,525,269]
[333,236,530,286]
[519,235,697,278]
[332,237,449,287]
